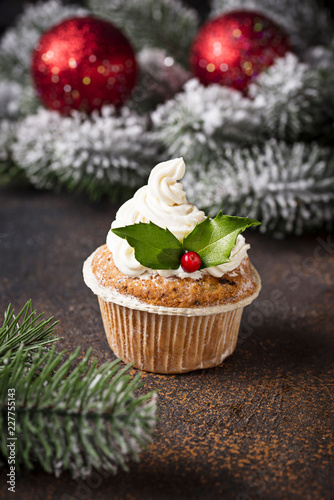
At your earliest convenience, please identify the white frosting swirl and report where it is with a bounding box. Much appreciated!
[107,158,250,278]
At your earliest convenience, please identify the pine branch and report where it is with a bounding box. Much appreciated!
[10,106,158,202]
[151,65,334,155]
[151,78,261,164]
[0,81,38,120]
[0,120,17,179]
[0,0,88,84]
[0,82,39,180]
[87,0,199,68]
[129,48,191,114]
[0,303,157,479]
[304,40,334,71]
[183,140,334,236]
[249,53,334,144]
[1,0,334,235]
[210,0,334,54]
[0,301,59,364]
[0,347,156,478]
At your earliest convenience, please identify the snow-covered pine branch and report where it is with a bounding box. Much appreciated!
[210,0,334,55]
[11,106,158,201]
[87,0,199,68]
[0,0,334,235]
[0,302,157,479]
[183,140,334,236]
[249,53,334,143]
[0,0,87,84]
[151,78,261,164]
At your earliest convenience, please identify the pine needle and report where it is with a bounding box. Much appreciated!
[0,300,59,362]
[87,0,199,67]
[0,302,157,479]
[183,140,334,236]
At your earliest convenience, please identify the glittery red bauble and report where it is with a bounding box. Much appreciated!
[31,16,137,114]
[190,10,290,91]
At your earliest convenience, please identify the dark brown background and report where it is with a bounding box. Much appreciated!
[0,186,333,500]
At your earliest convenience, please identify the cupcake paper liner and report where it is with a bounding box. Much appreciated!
[98,297,243,373]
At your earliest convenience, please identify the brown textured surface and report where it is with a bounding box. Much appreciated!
[0,186,334,500]
[90,244,258,308]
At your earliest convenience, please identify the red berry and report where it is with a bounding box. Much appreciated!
[181,251,201,273]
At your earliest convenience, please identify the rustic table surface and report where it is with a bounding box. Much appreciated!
[0,186,333,500]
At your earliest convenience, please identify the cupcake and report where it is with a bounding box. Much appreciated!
[83,158,261,374]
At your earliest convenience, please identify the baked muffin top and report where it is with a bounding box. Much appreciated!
[91,244,259,309]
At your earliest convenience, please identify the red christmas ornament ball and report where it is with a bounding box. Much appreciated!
[190,10,290,91]
[31,16,137,114]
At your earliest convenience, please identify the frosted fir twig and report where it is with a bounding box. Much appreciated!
[129,48,191,113]
[151,78,261,163]
[0,81,38,120]
[0,0,88,84]
[0,0,334,235]
[11,106,159,201]
[249,53,334,143]
[0,302,157,479]
[0,347,157,478]
[87,0,199,67]
[184,140,334,236]
[210,0,334,54]
[0,301,59,364]
[0,120,17,173]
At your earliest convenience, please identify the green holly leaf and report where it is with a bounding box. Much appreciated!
[111,213,261,271]
[182,213,261,268]
[111,222,183,270]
